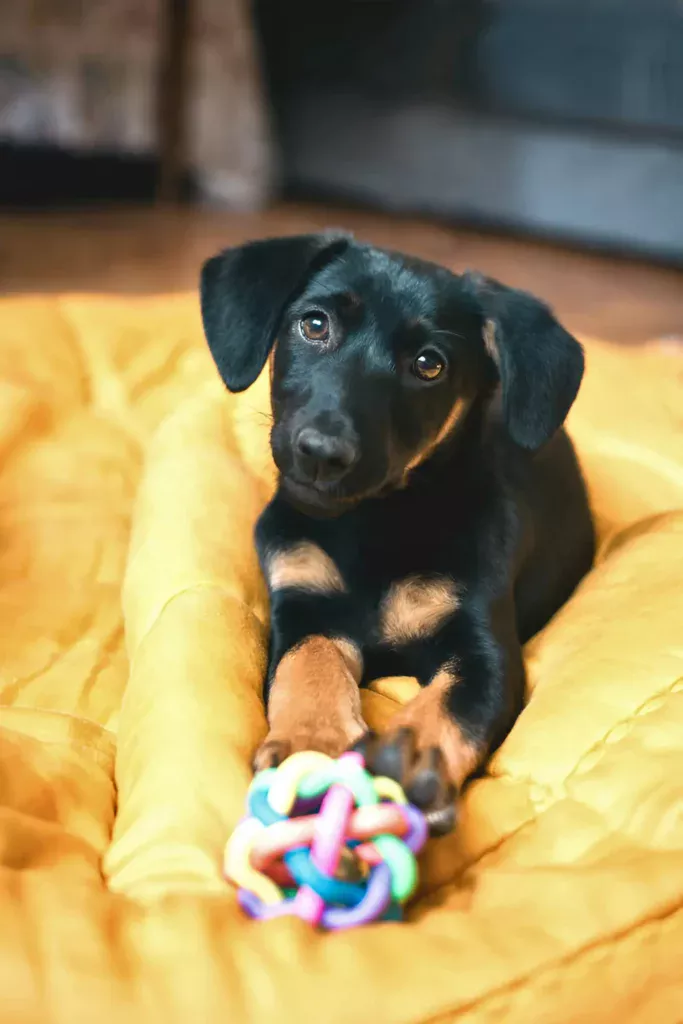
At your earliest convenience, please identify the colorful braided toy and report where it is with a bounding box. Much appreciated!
[223,750,428,929]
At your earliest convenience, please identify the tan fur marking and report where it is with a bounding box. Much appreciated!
[483,319,500,365]
[331,636,363,679]
[388,667,482,787]
[268,542,346,593]
[380,576,460,645]
[403,396,469,477]
[341,291,362,311]
[254,636,365,767]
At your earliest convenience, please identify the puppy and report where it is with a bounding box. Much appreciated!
[200,232,594,833]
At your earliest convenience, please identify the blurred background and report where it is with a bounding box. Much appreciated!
[1,0,682,344]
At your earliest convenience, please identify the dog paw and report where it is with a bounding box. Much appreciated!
[361,727,458,836]
[253,719,367,773]
[252,737,293,772]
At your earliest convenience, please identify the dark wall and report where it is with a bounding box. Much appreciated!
[256,0,683,261]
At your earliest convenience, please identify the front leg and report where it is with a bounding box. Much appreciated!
[366,592,524,835]
[253,536,366,770]
[255,631,366,770]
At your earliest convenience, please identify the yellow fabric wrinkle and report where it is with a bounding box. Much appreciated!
[0,294,681,1023]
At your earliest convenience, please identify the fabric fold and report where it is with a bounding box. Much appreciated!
[0,294,681,1023]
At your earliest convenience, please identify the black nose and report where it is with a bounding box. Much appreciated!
[295,426,359,483]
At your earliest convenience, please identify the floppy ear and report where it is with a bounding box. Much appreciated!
[462,271,584,450]
[200,232,350,392]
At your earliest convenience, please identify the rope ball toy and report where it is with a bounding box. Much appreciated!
[224,750,428,929]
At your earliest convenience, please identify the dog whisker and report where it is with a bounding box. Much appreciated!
[431,328,464,341]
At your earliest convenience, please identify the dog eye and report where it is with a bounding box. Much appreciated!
[412,349,445,381]
[300,312,330,343]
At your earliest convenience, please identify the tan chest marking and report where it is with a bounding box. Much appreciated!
[267,542,346,594]
[380,575,460,645]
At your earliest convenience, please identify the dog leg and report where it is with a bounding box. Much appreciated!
[362,666,482,836]
[253,635,366,771]
[365,600,524,835]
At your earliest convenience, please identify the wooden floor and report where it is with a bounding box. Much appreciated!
[1,202,682,345]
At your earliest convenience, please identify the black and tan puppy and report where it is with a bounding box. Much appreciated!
[200,232,594,833]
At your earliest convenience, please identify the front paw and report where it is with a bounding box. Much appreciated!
[253,718,367,773]
[255,635,366,772]
[358,671,483,836]
[361,727,458,836]
[252,737,293,772]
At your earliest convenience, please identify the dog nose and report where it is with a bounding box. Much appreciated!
[295,426,359,483]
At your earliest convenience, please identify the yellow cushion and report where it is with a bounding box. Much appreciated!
[1,294,681,1022]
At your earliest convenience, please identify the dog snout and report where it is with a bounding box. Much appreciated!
[294,426,359,484]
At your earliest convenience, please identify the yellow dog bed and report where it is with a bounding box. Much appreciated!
[1,294,682,1023]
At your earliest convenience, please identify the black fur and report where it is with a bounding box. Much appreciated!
[201,233,595,828]
[201,233,350,392]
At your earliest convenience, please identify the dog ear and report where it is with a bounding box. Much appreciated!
[200,232,351,392]
[462,271,584,450]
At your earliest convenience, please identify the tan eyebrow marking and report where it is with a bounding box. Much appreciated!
[267,542,346,593]
[483,319,500,366]
[379,575,460,645]
[340,291,362,310]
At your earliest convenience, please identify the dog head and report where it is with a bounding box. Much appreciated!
[201,233,584,517]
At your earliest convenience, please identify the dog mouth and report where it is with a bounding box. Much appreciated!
[279,476,360,518]
[279,473,400,518]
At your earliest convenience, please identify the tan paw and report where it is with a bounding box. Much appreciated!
[253,717,367,772]
[361,669,483,836]
[254,635,366,772]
